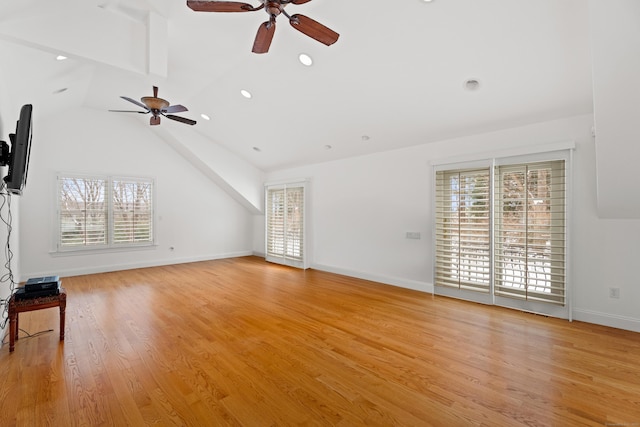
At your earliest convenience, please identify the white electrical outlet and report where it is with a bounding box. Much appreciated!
[609,287,620,299]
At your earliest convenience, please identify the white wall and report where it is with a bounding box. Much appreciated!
[260,114,640,333]
[18,107,255,279]
[589,0,640,218]
[8,106,640,334]
[0,66,24,338]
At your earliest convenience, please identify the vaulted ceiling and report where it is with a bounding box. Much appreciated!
[0,0,594,173]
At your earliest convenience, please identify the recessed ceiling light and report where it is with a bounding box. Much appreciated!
[56,55,67,61]
[200,114,211,121]
[463,78,481,91]
[298,53,313,66]
[240,89,252,99]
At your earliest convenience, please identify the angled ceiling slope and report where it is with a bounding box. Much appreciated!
[1,0,594,172]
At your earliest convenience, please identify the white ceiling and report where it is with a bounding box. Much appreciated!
[0,0,593,172]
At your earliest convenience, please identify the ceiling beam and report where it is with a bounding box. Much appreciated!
[0,2,167,77]
[147,11,168,78]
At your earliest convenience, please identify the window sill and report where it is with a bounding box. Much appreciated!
[49,244,158,257]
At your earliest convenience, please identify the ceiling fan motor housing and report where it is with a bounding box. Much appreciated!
[141,97,170,111]
[266,1,283,16]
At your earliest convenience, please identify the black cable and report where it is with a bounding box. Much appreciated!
[0,180,16,329]
[1,328,54,346]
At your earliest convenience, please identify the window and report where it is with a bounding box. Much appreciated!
[435,158,567,310]
[57,175,154,250]
[265,181,307,268]
[111,179,154,245]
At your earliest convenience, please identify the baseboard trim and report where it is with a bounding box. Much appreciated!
[572,308,640,333]
[311,263,434,293]
[23,251,254,280]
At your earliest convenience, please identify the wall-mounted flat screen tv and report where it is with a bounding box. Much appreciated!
[1,104,33,195]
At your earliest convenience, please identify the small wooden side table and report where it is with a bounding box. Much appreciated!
[7,288,66,352]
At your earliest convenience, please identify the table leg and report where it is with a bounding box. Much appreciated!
[9,311,16,352]
[59,296,66,341]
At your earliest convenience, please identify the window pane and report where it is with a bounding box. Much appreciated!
[267,189,285,256]
[112,179,153,244]
[494,161,565,304]
[59,177,107,247]
[435,169,491,292]
[285,187,304,259]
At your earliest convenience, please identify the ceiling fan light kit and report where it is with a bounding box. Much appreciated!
[186,0,339,54]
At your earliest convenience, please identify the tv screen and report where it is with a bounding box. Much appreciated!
[3,104,33,195]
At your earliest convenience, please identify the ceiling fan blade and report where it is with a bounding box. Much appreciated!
[165,114,197,125]
[289,14,339,46]
[121,96,150,111]
[109,109,149,114]
[150,116,161,126]
[186,1,260,12]
[252,21,276,54]
[163,104,189,114]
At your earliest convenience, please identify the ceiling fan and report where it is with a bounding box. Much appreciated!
[109,86,197,126]
[186,0,339,54]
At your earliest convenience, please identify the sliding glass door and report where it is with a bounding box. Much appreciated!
[434,153,569,318]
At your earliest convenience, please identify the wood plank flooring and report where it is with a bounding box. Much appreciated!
[1,256,639,426]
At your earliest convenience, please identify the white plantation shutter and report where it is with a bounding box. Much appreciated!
[494,160,565,305]
[112,179,153,244]
[435,168,491,292]
[58,175,154,250]
[266,182,307,268]
[433,154,568,315]
[58,176,108,247]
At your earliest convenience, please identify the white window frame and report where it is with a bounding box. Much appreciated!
[56,174,155,252]
[432,143,573,319]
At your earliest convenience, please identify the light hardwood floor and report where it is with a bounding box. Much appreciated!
[1,256,639,426]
